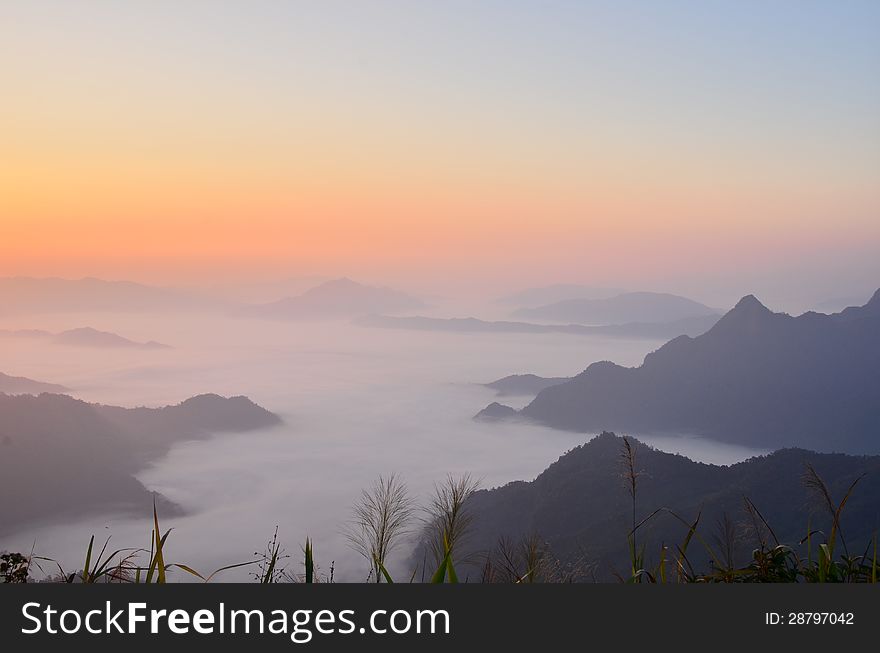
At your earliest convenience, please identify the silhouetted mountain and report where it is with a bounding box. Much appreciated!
[0,393,281,535]
[512,291,718,325]
[0,327,170,349]
[356,313,719,339]
[504,291,880,453]
[496,284,624,307]
[483,374,570,397]
[245,278,424,320]
[474,402,520,421]
[0,372,68,395]
[0,276,225,314]
[453,433,880,581]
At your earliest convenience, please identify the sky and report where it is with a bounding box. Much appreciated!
[1,0,878,305]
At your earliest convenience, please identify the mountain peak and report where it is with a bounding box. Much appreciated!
[473,402,519,422]
[302,278,367,296]
[722,294,776,321]
[703,293,776,336]
[732,294,770,313]
[328,276,358,286]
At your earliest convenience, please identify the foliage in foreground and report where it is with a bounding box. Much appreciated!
[2,446,877,584]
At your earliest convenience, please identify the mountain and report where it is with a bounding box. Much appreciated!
[53,327,170,349]
[483,374,570,397]
[355,314,719,339]
[202,276,330,304]
[505,290,880,453]
[496,284,624,307]
[448,433,880,581]
[0,372,68,395]
[0,276,224,314]
[0,393,281,535]
[512,291,718,325]
[245,278,424,320]
[474,402,521,421]
[0,327,170,349]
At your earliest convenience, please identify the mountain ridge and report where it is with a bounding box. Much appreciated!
[447,432,880,581]
[482,374,570,397]
[0,392,282,535]
[512,291,719,325]
[0,326,170,350]
[356,313,719,339]
[495,284,624,307]
[245,278,424,320]
[480,290,880,453]
[0,372,68,395]
[0,276,225,314]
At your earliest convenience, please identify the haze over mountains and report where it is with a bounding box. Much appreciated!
[243,278,425,320]
[0,277,224,314]
[0,393,281,535]
[0,372,68,395]
[455,433,880,581]
[512,291,718,324]
[483,374,570,397]
[3,271,879,579]
[481,290,880,453]
[0,275,427,321]
[356,313,719,340]
[203,276,330,304]
[495,284,625,307]
[0,327,170,350]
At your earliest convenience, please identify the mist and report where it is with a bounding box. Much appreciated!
[0,299,770,581]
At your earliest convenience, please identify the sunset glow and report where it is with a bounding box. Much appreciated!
[2,1,878,301]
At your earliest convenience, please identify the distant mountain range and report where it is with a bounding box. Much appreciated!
[451,433,880,581]
[495,284,624,307]
[0,326,170,350]
[356,313,719,340]
[512,291,718,325]
[0,276,224,314]
[0,372,68,395]
[482,374,570,397]
[479,290,880,453]
[202,276,331,304]
[244,278,424,320]
[0,393,281,535]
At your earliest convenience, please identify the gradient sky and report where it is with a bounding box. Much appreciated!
[1,1,878,304]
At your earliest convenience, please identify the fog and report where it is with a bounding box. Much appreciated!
[0,310,766,581]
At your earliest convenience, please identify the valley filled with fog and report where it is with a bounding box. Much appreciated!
[0,303,767,581]
[3,1,878,593]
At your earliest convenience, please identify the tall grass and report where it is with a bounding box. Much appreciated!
[345,473,415,583]
[619,437,643,581]
[618,441,877,584]
[2,455,876,584]
[424,474,480,573]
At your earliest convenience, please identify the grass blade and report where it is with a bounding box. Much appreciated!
[304,538,314,584]
[430,554,449,584]
[153,501,166,584]
[376,558,395,584]
[169,564,206,581]
[82,535,94,583]
[447,557,459,584]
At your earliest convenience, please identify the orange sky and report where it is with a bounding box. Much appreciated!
[1,2,878,299]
